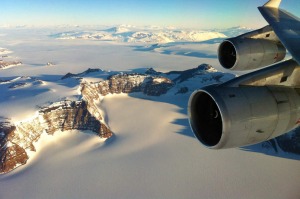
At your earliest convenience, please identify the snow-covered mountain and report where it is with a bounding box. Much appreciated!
[2,63,300,174]
[0,64,234,174]
[210,26,254,38]
[0,48,22,69]
[50,25,227,43]
[49,25,256,43]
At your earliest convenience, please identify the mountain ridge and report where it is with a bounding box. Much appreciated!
[1,63,299,174]
[0,64,232,174]
[50,25,240,43]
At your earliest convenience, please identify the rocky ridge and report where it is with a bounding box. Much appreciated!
[1,64,225,174]
[2,63,299,174]
[0,61,22,69]
[0,101,112,174]
[81,73,174,97]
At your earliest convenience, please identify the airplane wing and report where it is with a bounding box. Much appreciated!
[188,0,300,149]
[259,0,300,64]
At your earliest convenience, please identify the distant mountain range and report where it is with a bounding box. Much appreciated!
[50,25,253,43]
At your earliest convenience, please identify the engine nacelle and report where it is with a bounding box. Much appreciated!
[188,86,300,149]
[218,37,286,71]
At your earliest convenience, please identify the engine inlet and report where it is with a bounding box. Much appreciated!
[218,40,237,69]
[188,91,223,147]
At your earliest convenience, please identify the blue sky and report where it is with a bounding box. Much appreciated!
[1,0,300,29]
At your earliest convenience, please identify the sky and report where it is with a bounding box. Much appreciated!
[1,0,300,29]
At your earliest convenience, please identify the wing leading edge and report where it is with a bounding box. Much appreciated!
[259,0,300,64]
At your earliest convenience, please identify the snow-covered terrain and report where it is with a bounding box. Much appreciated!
[0,47,22,69]
[0,26,300,199]
[211,26,254,37]
[50,25,227,43]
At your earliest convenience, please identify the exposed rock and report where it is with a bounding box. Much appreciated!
[61,68,103,80]
[0,61,22,69]
[81,73,174,97]
[61,72,77,80]
[0,100,112,174]
[197,63,216,71]
[166,64,219,83]
[145,68,162,76]
[0,121,26,174]
[40,100,111,137]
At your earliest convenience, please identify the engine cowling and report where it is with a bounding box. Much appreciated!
[188,86,300,149]
[218,38,286,71]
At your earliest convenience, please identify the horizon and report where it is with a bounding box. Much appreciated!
[0,23,253,31]
[1,0,300,29]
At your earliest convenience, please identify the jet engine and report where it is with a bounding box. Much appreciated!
[188,86,300,149]
[218,28,286,71]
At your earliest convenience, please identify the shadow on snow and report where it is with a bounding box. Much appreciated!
[124,68,300,161]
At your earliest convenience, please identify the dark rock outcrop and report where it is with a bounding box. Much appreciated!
[0,61,22,69]
[0,100,112,174]
[81,73,174,97]
[61,68,103,80]
[167,64,218,83]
